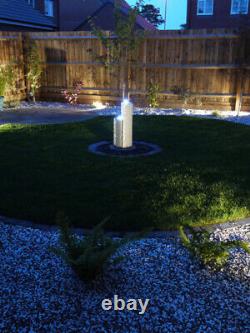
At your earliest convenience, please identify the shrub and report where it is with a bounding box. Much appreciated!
[62,80,83,105]
[3,99,21,108]
[51,214,137,281]
[146,82,160,108]
[0,65,15,97]
[179,225,250,270]
[170,86,191,106]
[212,111,220,117]
[26,41,42,102]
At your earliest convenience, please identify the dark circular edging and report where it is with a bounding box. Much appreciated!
[88,141,162,157]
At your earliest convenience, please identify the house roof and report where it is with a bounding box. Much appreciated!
[76,0,157,31]
[0,0,55,29]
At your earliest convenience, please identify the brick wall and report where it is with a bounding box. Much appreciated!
[187,0,250,29]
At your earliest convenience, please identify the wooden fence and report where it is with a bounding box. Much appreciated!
[0,29,250,111]
[0,32,26,103]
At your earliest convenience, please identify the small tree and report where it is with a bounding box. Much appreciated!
[139,4,165,28]
[91,0,145,98]
[26,40,42,102]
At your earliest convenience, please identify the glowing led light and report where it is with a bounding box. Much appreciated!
[92,101,105,109]
[123,98,129,105]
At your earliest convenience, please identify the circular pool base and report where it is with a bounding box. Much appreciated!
[88,141,162,157]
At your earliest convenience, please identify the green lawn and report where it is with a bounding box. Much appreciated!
[0,116,250,231]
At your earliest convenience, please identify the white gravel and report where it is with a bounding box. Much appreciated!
[0,220,249,333]
[7,101,250,126]
[98,106,250,127]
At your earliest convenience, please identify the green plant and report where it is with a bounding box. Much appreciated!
[51,214,137,281]
[179,225,250,270]
[146,82,160,108]
[170,86,191,106]
[0,65,15,97]
[212,111,220,117]
[26,41,42,102]
[62,80,84,105]
[3,99,21,109]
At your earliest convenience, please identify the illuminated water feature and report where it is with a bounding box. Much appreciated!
[88,99,161,157]
[113,99,133,149]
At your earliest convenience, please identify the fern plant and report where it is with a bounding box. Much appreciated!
[179,225,250,270]
[51,214,137,281]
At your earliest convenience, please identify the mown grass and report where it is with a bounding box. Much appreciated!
[0,116,250,231]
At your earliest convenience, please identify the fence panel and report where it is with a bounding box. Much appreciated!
[0,31,26,103]
[1,29,249,110]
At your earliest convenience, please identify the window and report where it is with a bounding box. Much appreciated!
[231,0,249,14]
[28,0,35,8]
[197,0,214,15]
[44,0,54,17]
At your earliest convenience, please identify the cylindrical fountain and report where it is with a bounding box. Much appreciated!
[113,99,133,149]
[88,96,161,157]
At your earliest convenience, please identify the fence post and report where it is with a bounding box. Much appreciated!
[21,32,30,101]
[143,39,147,96]
[235,29,247,115]
[235,70,244,115]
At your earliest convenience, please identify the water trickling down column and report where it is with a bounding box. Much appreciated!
[113,99,133,149]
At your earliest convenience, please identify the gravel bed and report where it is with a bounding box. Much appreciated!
[0,221,249,333]
[4,101,250,126]
[98,106,250,126]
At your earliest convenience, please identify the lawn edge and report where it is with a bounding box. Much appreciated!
[0,215,249,239]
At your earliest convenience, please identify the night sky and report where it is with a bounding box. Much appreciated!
[127,0,188,29]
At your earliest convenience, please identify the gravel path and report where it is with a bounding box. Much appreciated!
[1,101,250,126]
[0,107,96,125]
[98,106,250,126]
[0,220,249,333]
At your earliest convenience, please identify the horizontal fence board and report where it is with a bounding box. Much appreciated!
[41,86,250,98]
[29,33,240,40]
[40,61,250,69]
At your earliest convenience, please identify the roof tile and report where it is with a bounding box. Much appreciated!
[0,0,55,27]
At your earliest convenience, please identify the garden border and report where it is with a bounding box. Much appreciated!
[0,215,249,239]
[88,141,162,157]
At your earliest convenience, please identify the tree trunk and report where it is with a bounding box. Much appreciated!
[120,49,129,99]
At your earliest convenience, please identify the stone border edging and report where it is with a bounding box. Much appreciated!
[88,141,162,157]
[0,215,249,239]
